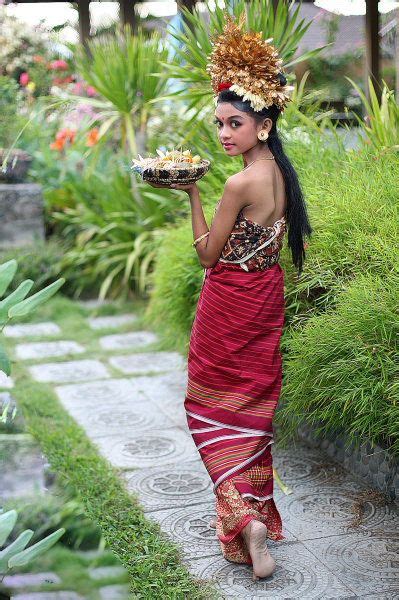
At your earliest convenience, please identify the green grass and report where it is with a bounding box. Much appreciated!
[1,297,218,600]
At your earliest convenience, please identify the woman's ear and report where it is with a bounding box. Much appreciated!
[262,118,273,133]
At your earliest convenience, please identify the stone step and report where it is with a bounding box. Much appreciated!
[99,331,158,351]
[3,323,61,339]
[109,351,185,375]
[29,360,110,384]
[15,341,85,361]
[2,572,60,588]
[87,315,137,330]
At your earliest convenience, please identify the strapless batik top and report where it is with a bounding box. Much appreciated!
[213,203,287,272]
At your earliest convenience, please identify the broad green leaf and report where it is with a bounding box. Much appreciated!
[0,510,17,547]
[0,260,18,298]
[0,341,11,376]
[0,280,34,325]
[8,528,65,568]
[8,279,65,319]
[0,530,34,573]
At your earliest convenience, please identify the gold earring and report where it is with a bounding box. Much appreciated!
[258,130,269,141]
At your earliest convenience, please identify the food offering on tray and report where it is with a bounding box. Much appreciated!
[131,148,211,185]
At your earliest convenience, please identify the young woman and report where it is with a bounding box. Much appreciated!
[148,15,312,581]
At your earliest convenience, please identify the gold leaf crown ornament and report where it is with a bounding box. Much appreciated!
[206,12,292,112]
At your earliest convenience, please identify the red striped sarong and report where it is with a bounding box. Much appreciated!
[184,260,284,563]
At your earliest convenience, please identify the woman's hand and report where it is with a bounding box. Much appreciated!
[170,182,199,196]
[146,180,199,196]
[146,182,172,189]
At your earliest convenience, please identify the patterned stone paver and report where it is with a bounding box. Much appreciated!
[15,341,85,360]
[29,360,110,384]
[0,371,14,388]
[3,322,61,338]
[88,566,127,580]
[25,317,396,599]
[88,314,137,330]
[11,593,84,600]
[0,434,47,499]
[99,331,158,351]
[98,585,130,599]
[79,299,110,309]
[3,572,61,588]
[109,351,185,375]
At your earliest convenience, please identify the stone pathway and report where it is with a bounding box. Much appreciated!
[3,313,399,599]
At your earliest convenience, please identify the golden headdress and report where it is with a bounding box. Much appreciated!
[206,12,291,112]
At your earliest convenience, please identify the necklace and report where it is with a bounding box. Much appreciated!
[242,157,275,171]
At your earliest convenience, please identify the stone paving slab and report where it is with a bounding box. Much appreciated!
[3,322,61,338]
[0,371,14,388]
[2,572,61,588]
[109,351,185,375]
[276,482,398,541]
[15,341,85,360]
[99,331,158,351]
[55,378,147,406]
[92,428,199,469]
[88,314,137,330]
[302,531,399,597]
[145,501,298,560]
[11,593,84,600]
[29,360,110,384]
[88,565,127,580]
[184,542,352,599]
[55,378,175,436]
[0,435,47,500]
[122,460,214,512]
[79,299,111,309]
[98,585,130,599]
[273,443,355,489]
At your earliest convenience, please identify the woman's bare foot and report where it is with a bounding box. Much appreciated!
[209,516,217,528]
[242,520,276,580]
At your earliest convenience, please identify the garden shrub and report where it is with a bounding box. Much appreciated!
[278,272,399,455]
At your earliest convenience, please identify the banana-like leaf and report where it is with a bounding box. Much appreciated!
[0,341,11,376]
[0,280,34,325]
[0,510,17,547]
[8,279,65,319]
[8,528,65,568]
[0,530,34,573]
[0,260,18,298]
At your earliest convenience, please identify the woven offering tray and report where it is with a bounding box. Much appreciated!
[132,148,210,185]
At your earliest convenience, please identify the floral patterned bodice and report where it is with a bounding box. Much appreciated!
[213,202,287,272]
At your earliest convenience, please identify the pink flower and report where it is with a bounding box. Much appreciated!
[49,59,69,71]
[86,85,97,97]
[72,82,84,95]
[19,72,29,86]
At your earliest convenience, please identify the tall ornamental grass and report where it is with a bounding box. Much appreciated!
[278,272,399,455]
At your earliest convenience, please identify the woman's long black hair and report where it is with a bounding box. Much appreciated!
[218,83,312,275]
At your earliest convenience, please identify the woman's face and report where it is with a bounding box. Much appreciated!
[214,102,266,156]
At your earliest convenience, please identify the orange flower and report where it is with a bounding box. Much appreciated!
[50,138,65,151]
[86,127,99,147]
[50,127,77,151]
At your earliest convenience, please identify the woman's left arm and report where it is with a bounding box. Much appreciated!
[171,179,247,269]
